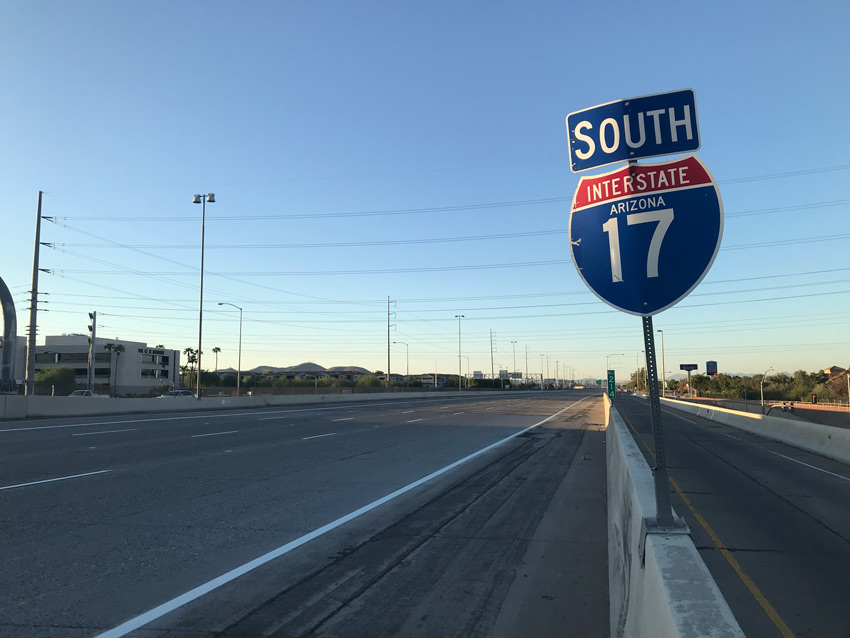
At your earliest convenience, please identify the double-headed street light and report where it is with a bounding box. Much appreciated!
[606,353,624,370]
[193,192,215,399]
[218,302,242,397]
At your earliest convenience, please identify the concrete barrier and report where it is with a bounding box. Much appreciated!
[0,391,463,420]
[606,398,744,637]
[660,397,850,465]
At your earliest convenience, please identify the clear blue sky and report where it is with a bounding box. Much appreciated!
[1,1,848,381]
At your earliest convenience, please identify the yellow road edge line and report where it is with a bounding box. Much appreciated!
[620,412,795,638]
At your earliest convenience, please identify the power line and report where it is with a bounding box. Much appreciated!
[51,228,569,250]
[50,163,850,222]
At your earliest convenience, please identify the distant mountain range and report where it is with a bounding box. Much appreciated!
[214,362,373,376]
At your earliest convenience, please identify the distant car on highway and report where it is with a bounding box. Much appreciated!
[68,390,108,398]
[157,390,197,398]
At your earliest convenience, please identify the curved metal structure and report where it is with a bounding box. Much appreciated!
[0,276,18,393]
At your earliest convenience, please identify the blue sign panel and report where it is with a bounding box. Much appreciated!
[566,89,700,173]
[569,155,722,316]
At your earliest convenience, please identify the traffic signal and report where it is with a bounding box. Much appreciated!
[812,394,818,404]
[87,311,96,345]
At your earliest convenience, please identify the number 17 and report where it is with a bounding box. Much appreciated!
[601,208,674,283]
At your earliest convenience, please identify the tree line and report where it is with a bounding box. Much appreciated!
[626,368,848,403]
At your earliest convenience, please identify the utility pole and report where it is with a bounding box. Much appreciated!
[387,296,391,389]
[456,315,465,391]
[25,191,43,395]
[489,329,495,381]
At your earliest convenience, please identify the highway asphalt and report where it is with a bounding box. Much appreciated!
[614,394,850,638]
[0,391,608,637]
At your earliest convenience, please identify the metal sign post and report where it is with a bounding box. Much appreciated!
[680,363,698,397]
[642,315,674,527]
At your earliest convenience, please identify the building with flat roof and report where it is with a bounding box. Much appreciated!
[13,335,181,396]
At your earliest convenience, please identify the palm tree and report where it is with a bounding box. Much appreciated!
[183,347,198,387]
[212,347,221,372]
[103,343,125,397]
[113,344,125,396]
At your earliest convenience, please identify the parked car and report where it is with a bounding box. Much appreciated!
[68,390,108,398]
[157,390,197,398]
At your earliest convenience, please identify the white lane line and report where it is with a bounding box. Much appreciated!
[94,396,591,638]
[302,433,336,441]
[401,410,416,414]
[452,412,464,415]
[662,408,699,424]
[72,429,138,437]
[0,470,111,492]
[719,432,743,441]
[332,417,354,422]
[258,416,286,421]
[191,431,238,438]
[407,419,424,423]
[768,451,850,482]
[0,399,442,433]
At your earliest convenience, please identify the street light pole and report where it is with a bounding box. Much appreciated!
[393,341,409,376]
[511,340,517,387]
[760,366,774,411]
[218,302,242,398]
[607,353,624,396]
[193,193,215,400]
[639,350,646,393]
[656,329,666,397]
[455,315,464,391]
[540,354,545,389]
[525,345,529,390]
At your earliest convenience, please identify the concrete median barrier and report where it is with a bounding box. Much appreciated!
[606,398,744,637]
[661,397,850,465]
[0,391,461,420]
